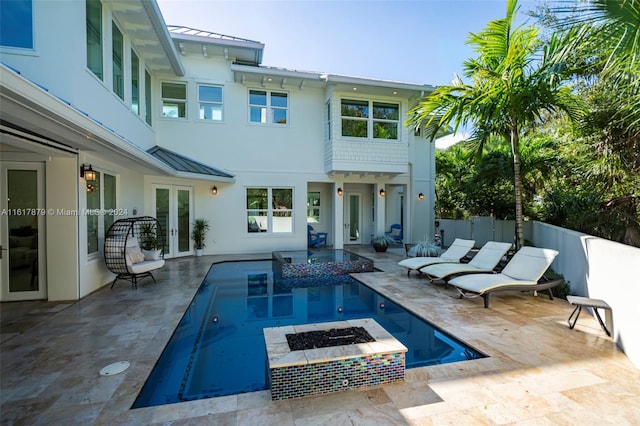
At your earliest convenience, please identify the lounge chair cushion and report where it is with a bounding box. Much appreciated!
[449,273,537,293]
[448,246,559,295]
[500,246,559,281]
[398,238,475,271]
[420,241,512,278]
[398,256,451,270]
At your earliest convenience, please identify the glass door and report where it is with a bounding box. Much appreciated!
[1,162,46,301]
[343,193,361,244]
[153,185,193,258]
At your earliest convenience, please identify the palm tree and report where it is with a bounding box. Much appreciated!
[551,0,640,128]
[407,0,582,248]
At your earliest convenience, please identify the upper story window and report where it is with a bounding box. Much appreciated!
[86,0,103,80]
[0,0,33,49]
[198,84,223,121]
[325,101,331,140]
[144,70,152,125]
[341,99,399,140]
[162,82,186,118]
[131,50,140,115]
[249,90,288,125]
[112,22,124,100]
[373,102,399,139]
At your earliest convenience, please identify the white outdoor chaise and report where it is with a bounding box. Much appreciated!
[448,246,562,308]
[398,238,475,276]
[420,241,513,282]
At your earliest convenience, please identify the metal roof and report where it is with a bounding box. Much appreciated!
[147,146,235,180]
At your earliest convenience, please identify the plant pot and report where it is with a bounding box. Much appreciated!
[372,241,388,252]
[195,249,203,257]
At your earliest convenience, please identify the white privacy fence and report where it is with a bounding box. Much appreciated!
[436,218,640,370]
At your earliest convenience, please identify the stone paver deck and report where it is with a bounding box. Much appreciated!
[1,248,639,425]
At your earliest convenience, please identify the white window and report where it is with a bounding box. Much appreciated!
[0,0,33,49]
[249,90,288,124]
[112,22,124,100]
[307,192,321,223]
[198,84,223,121]
[131,50,140,115]
[144,70,152,125]
[341,99,399,140]
[246,187,293,234]
[86,171,116,254]
[86,0,102,80]
[162,82,187,118]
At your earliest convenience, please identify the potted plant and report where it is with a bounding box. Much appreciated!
[371,234,394,252]
[407,241,441,257]
[191,218,210,256]
[139,222,162,260]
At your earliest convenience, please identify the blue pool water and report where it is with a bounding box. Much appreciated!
[133,256,485,408]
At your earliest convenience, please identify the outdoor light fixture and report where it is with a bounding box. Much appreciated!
[379,188,386,197]
[80,164,96,182]
[211,186,218,196]
[337,187,343,196]
[418,193,425,200]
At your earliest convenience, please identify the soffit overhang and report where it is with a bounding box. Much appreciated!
[110,0,185,76]
[169,26,264,66]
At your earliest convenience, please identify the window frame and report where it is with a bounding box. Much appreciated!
[248,89,289,125]
[0,0,34,50]
[86,0,103,80]
[144,69,152,125]
[307,191,321,224]
[340,98,400,141]
[197,83,224,122]
[86,170,117,256]
[246,187,294,235]
[161,81,187,119]
[112,21,124,100]
[131,49,140,115]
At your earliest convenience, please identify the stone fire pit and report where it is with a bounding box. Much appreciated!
[264,318,407,400]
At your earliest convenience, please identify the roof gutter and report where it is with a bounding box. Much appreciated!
[141,0,185,76]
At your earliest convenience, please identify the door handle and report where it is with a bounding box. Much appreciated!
[0,245,6,259]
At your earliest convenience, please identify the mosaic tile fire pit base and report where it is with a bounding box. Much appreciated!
[264,318,407,400]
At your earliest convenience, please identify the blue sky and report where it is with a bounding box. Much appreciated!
[156,0,541,86]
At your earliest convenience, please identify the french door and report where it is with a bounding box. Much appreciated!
[0,162,46,301]
[153,185,193,258]
[343,192,362,244]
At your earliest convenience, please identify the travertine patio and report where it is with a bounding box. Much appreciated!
[1,248,639,425]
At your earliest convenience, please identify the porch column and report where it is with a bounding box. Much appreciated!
[376,183,387,236]
[333,182,344,249]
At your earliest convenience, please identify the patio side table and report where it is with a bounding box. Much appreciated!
[566,295,612,337]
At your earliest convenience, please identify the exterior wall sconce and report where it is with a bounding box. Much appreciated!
[337,187,343,196]
[418,193,425,200]
[379,188,385,197]
[80,164,96,182]
[211,186,218,196]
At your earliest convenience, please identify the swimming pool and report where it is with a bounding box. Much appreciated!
[133,255,485,408]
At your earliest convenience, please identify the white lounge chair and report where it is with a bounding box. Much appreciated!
[398,238,475,276]
[420,241,513,281]
[448,246,562,308]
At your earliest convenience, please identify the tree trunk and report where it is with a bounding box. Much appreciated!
[511,127,524,250]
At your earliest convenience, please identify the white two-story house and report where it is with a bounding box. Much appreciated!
[0,0,437,302]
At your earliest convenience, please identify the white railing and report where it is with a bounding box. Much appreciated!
[435,218,640,370]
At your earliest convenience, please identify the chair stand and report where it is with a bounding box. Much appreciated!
[110,271,157,289]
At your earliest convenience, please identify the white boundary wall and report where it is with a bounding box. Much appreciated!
[437,218,640,370]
